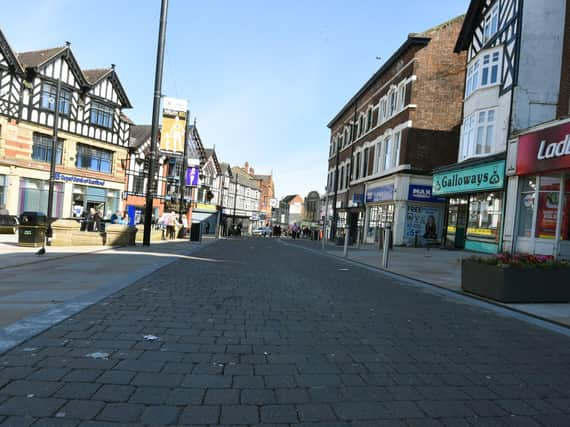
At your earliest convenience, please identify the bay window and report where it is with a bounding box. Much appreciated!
[465,49,501,97]
[41,82,71,116]
[90,101,114,129]
[461,108,496,160]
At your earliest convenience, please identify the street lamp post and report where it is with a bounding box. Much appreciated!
[45,43,70,251]
[143,0,168,246]
[178,110,190,227]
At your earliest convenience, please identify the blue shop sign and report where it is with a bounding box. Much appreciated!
[408,185,445,203]
[366,184,394,203]
[185,167,200,186]
[54,172,105,186]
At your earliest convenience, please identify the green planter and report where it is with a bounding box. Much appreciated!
[461,260,570,303]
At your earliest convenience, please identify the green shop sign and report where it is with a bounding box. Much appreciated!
[432,160,505,196]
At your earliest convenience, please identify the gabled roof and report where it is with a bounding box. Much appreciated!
[232,166,261,189]
[188,125,207,164]
[0,28,24,74]
[16,45,90,88]
[281,194,301,203]
[203,147,221,174]
[455,0,486,52]
[83,67,132,109]
[16,46,65,69]
[129,125,152,150]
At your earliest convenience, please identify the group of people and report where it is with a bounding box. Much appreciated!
[289,223,311,239]
[157,211,187,240]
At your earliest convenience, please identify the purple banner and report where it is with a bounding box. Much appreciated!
[185,167,200,186]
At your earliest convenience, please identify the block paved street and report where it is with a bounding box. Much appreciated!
[0,238,569,426]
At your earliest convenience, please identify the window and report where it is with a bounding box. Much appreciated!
[483,3,499,43]
[343,128,348,146]
[19,178,63,217]
[355,152,361,179]
[362,147,369,178]
[339,166,344,190]
[76,143,113,174]
[461,109,495,160]
[358,115,364,137]
[40,82,71,115]
[466,50,501,97]
[31,133,63,164]
[393,132,401,167]
[366,109,372,132]
[535,175,561,239]
[0,175,5,206]
[374,141,382,173]
[465,59,480,97]
[389,90,397,116]
[397,83,406,110]
[481,51,500,87]
[467,191,502,241]
[517,176,536,238]
[380,99,387,123]
[383,136,393,170]
[90,101,114,129]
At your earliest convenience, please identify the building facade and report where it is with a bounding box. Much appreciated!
[279,194,304,227]
[304,191,321,224]
[192,147,221,235]
[326,16,466,246]
[435,0,567,254]
[0,30,132,222]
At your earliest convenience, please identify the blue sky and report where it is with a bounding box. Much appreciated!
[2,0,470,199]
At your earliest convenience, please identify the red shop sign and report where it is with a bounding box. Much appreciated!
[516,121,570,175]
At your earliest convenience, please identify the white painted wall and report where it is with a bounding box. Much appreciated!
[512,0,565,132]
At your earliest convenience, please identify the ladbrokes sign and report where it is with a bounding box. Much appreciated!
[517,121,570,175]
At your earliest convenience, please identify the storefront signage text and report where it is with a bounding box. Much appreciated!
[54,173,105,186]
[432,161,505,196]
[366,184,394,203]
[408,185,445,203]
[517,121,570,174]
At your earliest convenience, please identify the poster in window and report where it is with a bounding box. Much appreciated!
[536,192,559,239]
[405,205,442,243]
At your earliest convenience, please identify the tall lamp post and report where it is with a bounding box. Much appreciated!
[45,42,70,251]
[143,0,168,246]
[178,110,190,226]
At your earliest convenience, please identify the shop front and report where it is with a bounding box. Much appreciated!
[346,186,365,244]
[364,175,444,246]
[433,159,505,253]
[192,202,218,235]
[510,120,570,258]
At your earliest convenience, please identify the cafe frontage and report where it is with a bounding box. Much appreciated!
[505,119,570,259]
[432,155,506,254]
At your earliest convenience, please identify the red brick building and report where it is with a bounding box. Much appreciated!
[326,15,466,245]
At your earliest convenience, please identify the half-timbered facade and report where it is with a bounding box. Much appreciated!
[434,0,567,254]
[326,15,466,246]
[0,31,133,221]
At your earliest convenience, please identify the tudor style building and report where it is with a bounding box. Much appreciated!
[0,29,132,220]
[435,0,567,254]
[326,15,466,246]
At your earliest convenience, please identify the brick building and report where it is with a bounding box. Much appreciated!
[326,15,466,246]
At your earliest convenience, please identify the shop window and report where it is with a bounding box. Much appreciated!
[0,175,6,206]
[32,133,63,164]
[19,178,63,217]
[76,143,113,174]
[467,192,502,241]
[535,175,561,239]
[517,176,536,238]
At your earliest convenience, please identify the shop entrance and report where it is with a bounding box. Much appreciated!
[446,198,468,249]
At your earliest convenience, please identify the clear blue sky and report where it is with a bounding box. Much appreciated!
[2,0,470,199]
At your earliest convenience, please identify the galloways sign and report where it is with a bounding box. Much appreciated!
[432,160,505,196]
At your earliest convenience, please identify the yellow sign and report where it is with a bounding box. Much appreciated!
[195,203,217,212]
[161,111,186,153]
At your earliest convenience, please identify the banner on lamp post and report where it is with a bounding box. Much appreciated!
[185,166,200,186]
[161,97,188,153]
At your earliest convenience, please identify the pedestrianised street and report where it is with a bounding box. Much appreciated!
[0,239,569,426]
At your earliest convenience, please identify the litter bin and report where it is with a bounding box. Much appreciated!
[189,222,201,242]
[18,211,47,247]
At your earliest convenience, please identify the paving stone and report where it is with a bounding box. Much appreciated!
[204,389,240,404]
[166,388,205,405]
[260,405,298,423]
[54,383,101,400]
[129,386,171,404]
[296,403,337,422]
[59,400,105,420]
[140,405,180,425]
[241,389,277,405]
[95,370,135,385]
[181,374,232,388]
[220,405,259,424]
[178,405,220,425]
[233,375,265,388]
[96,403,144,423]
[0,381,63,397]
[61,370,103,383]
[131,372,183,388]
[92,385,134,402]
[0,396,66,417]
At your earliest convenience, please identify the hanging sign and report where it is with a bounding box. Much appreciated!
[185,166,200,186]
[161,97,187,153]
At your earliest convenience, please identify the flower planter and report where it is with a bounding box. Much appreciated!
[461,260,570,303]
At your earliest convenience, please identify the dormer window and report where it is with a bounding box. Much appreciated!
[90,101,114,129]
[41,82,71,116]
[483,3,499,43]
